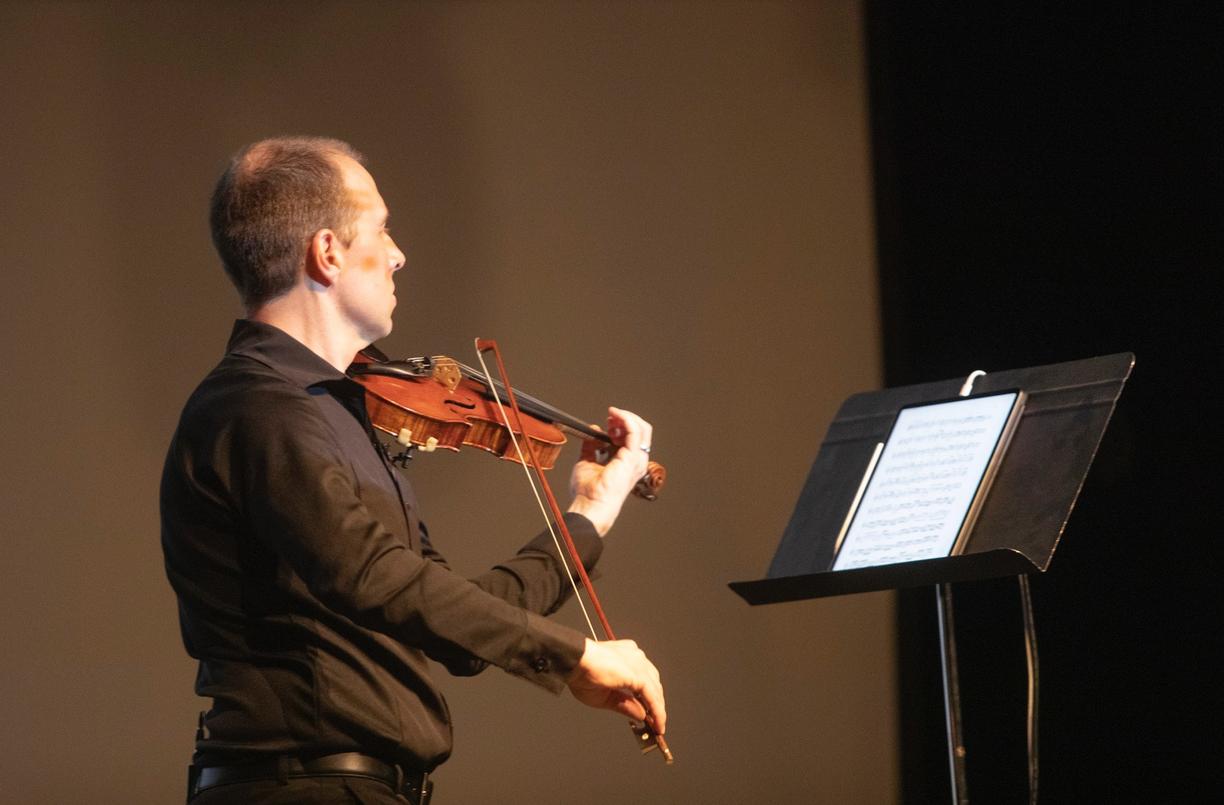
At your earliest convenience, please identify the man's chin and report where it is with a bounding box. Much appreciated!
[360,319,394,344]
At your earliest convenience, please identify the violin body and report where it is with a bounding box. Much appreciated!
[351,350,566,469]
[348,347,665,500]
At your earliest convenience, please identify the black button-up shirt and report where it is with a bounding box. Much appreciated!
[161,320,601,770]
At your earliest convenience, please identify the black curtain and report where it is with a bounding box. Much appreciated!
[865,4,1222,801]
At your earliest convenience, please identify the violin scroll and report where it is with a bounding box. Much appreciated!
[580,438,667,502]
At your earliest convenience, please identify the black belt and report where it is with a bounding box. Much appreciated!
[188,752,432,804]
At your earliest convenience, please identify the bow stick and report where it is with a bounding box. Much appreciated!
[473,338,673,765]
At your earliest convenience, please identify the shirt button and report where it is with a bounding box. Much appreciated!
[533,656,551,673]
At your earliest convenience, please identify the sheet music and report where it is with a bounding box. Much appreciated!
[831,392,1020,570]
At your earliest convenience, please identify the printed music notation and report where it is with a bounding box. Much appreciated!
[831,394,1020,571]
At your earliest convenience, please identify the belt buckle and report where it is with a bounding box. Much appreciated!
[398,767,430,805]
[186,764,202,800]
[392,763,430,805]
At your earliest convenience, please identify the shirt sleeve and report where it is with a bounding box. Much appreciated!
[417,515,602,677]
[421,515,602,615]
[227,385,591,693]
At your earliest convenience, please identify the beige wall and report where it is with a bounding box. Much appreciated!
[0,2,892,802]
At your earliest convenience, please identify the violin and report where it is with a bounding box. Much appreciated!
[347,340,673,764]
[348,345,666,500]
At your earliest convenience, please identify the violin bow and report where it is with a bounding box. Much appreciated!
[472,338,673,765]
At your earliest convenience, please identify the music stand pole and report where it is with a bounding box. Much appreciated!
[937,582,969,804]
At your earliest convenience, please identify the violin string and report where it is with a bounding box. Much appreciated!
[473,344,599,642]
[449,356,605,442]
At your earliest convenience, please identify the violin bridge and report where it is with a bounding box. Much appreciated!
[630,721,674,764]
[431,356,462,392]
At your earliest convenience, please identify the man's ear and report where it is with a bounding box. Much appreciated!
[305,229,343,286]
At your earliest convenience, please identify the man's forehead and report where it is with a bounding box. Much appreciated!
[336,155,382,208]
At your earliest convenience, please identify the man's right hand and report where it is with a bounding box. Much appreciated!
[567,638,667,735]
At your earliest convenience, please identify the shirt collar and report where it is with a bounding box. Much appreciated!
[225,319,350,389]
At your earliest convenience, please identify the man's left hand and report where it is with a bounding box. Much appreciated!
[566,406,653,536]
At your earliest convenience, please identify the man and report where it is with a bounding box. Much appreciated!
[162,136,666,804]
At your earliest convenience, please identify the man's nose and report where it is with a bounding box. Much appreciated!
[388,239,406,271]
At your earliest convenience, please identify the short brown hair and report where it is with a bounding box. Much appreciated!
[209,136,364,309]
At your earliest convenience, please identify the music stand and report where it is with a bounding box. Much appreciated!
[729,353,1133,801]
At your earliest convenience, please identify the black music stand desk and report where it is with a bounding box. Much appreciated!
[730,353,1132,604]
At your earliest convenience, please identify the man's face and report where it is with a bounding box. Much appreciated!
[332,156,406,343]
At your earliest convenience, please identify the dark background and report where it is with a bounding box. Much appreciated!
[866,4,1222,801]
